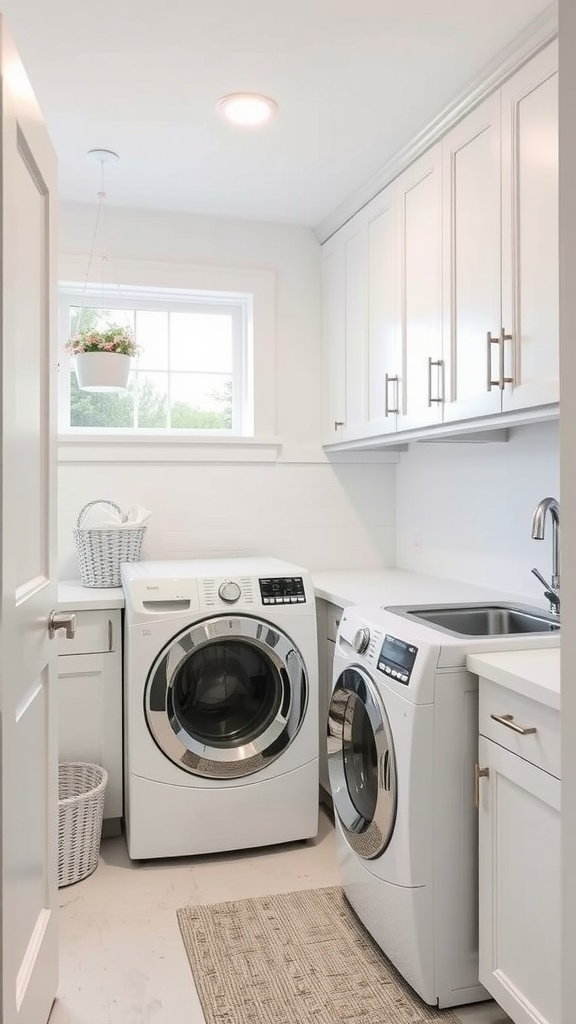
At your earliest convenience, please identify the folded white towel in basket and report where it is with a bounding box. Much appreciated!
[80,503,152,530]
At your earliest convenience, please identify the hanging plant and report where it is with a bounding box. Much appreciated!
[66,325,139,358]
[67,325,139,392]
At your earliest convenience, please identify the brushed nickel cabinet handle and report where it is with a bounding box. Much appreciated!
[334,420,344,430]
[427,357,444,406]
[490,713,537,736]
[499,328,513,389]
[108,618,113,652]
[385,374,399,416]
[487,331,500,391]
[474,763,490,807]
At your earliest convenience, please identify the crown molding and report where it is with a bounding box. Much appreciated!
[314,2,558,244]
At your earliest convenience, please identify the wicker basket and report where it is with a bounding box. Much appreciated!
[58,762,108,888]
[74,499,147,588]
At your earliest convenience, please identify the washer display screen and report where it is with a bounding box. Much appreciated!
[377,635,418,685]
[259,577,305,604]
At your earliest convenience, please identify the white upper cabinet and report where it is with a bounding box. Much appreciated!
[344,219,369,436]
[398,144,444,430]
[501,41,558,411]
[321,239,346,443]
[442,95,502,421]
[320,39,558,448]
[366,184,401,435]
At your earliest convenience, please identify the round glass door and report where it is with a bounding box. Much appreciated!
[145,615,308,779]
[172,641,282,748]
[328,667,397,860]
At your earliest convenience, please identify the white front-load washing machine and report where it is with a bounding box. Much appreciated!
[328,602,560,1008]
[122,557,319,860]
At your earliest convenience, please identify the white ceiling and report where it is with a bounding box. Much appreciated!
[4,0,553,227]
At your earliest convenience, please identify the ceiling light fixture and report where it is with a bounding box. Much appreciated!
[217,93,278,127]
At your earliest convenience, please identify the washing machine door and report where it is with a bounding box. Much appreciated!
[145,615,308,779]
[328,666,397,860]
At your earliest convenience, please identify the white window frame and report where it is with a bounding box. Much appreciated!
[57,256,280,463]
[59,284,250,435]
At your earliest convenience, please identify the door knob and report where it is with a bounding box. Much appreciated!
[48,611,77,640]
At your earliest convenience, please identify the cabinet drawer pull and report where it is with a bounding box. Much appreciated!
[108,619,113,652]
[490,713,537,736]
[334,420,344,430]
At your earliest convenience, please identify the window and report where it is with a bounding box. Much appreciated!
[59,284,253,436]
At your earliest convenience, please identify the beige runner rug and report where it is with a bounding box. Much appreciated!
[177,885,460,1023]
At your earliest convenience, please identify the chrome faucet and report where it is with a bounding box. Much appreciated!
[531,496,560,616]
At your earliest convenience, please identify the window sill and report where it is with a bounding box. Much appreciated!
[58,434,284,463]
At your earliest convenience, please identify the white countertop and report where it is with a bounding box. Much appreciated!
[466,648,560,710]
[59,567,550,615]
[58,580,125,611]
[310,568,540,611]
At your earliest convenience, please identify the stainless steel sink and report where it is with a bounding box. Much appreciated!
[385,602,560,638]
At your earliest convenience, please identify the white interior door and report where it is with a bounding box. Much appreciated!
[0,18,59,1024]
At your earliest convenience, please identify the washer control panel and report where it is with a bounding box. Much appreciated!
[377,634,418,685]
[259,576,306,605]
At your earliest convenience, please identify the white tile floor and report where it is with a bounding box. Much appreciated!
[49,809,511,1024]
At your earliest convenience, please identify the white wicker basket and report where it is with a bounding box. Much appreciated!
[74,499,147,588]
[58,762,108,888]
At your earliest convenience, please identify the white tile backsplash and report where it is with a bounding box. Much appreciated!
[395,420,560,601]
[59,462,397,577]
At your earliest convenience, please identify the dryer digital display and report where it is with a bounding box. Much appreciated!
[377,635,418,685]
[259,577,306,604]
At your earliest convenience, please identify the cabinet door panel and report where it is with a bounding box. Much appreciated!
[398,145,443,430]
[502,42,558,411]
[58,652,123,819]
[478,736,560,1024]
[344,226,369,435]
[443,96,502,421]
[367,186,400,433]
[321,242,346,443]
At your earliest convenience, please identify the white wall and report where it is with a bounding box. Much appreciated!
[58,461,396,577]
[395,420,559,601]
[60,202,321,448]
[58,203,396,577]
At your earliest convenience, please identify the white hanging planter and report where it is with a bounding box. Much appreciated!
[74,352,131,392]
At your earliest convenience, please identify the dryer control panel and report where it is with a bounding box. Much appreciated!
[377,634,418,685]
[259,576,306,605]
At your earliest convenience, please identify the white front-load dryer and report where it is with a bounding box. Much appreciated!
[122,557,319,859]
[329,602,559,1008]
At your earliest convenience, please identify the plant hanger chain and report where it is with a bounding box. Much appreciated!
[75,149,129,334]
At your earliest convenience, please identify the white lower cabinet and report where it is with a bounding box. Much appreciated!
[477,682,560,1024]
[57,609,123,826]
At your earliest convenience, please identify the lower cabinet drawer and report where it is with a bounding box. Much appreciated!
[479,678,560,779]
[57,609,120,655]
